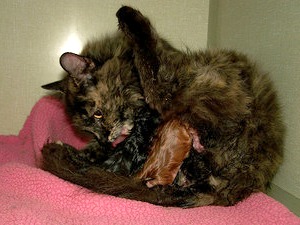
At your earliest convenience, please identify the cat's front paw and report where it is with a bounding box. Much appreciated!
[42,142,76,160]
[42,142,66,160]
[41,142,79,172]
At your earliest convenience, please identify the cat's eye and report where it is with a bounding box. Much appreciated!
[93,110,103,119]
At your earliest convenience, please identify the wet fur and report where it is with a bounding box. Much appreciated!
[137,119,194,188]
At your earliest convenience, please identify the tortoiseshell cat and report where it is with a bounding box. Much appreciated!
[41,33,193,206]
[116,6,284,206]
[42,33,159,176]
[42,6,284,207]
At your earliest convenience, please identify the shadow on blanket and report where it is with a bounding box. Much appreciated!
[0,96,299,224]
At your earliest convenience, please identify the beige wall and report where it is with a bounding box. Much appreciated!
[208,0,300,201]
[0,0,209,135]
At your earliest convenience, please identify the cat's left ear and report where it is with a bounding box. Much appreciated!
[60,52,96,78]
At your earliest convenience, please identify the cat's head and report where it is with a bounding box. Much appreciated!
[43,52,145,146]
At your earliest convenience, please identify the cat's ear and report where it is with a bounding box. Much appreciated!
[60,52,95,77]
[41,79,67,93]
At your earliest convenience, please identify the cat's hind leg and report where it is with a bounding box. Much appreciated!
[116,6,160,89]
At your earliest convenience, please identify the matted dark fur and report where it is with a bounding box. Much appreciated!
[137,119,201,188]
[41,6,284,208]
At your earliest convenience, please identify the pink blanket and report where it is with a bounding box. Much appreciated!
[0,96,299,224]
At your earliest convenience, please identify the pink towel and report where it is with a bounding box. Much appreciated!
[0,96,299,225]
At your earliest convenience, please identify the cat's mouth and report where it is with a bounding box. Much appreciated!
[108,123,133,147]
[111,134,129,148]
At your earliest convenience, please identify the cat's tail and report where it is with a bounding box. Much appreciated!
[41,143,196,207]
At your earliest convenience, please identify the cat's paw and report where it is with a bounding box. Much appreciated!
[42,142,67,161]
[42,142,65,157]
[41,142,82,180]
[116,6,152,44]
[41,142,78,170]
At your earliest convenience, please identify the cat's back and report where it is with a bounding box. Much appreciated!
[178,48,284,144]
[200,49,282,119]
[188,49,257,81]
[188,48,280,107]
[80,31,131,64]
[197,48,284,152]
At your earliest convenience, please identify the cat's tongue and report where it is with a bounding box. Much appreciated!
[112,134,128,148]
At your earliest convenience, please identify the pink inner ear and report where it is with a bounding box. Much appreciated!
[60,52,88,75]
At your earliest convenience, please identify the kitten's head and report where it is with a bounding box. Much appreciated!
[43,52,145,146]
